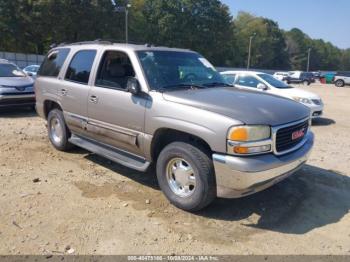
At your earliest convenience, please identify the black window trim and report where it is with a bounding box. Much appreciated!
[64,49,97,85]
[93,49,136,92]
[38,48,71,78]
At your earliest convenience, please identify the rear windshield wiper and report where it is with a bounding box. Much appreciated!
[157,84,206,92]
[202,82,233,87]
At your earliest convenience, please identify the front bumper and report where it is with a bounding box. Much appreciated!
[213,132,314,198]
[0,94,35,107]
[309,104,324,118]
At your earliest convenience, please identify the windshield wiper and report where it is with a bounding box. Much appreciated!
[157,84,206,92]
[202,82,233,87]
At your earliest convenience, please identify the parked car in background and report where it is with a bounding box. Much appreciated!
[221,71,324,118]
[286,71,315,85]
[273,72,289,81]
[35,42,314,211]
[311,71,321,79]
[0,59,35,108]
[23,65,40,77]
[333,72,350,87]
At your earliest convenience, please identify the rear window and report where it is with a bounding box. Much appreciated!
[38,48,70,77]
[65,50,96,84]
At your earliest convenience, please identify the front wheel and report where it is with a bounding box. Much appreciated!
[47,109,74,151]
[335,80,345,87]
[156,142,216,211]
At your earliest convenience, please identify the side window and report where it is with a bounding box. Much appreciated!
[237,75,262,88]
[222,74,236,84]
[95,51,135,90]
[38,48,70,77]
[65,50,96,84]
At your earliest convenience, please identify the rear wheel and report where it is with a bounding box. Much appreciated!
[156,142,216,211]
[47,109,74,151]
[335,79,345,87]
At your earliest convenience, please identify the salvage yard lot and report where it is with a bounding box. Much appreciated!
[0,84,349,255]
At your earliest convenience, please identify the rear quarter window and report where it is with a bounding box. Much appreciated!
[38,48,70,77]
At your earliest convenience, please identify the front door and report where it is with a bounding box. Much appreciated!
[87,50,148,156]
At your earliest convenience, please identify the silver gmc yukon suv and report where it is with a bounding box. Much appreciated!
[35,41,314,211]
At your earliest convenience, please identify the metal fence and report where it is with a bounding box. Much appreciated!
[0,51,45,68]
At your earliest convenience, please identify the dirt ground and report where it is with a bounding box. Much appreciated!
[0,84,349,255]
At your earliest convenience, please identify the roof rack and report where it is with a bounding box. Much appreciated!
[51,39,154,48]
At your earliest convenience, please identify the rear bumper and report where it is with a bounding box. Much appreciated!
[0,94,35,107]
[213,132,314,198]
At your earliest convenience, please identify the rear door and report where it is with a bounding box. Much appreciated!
[57,49,97,135]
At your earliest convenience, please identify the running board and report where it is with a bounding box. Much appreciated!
[69,134,150,172]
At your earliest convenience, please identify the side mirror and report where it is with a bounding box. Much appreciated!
[27,72,33,77]
[127,77,141,95]
[257,83,268,91]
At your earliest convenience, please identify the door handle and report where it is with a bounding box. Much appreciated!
[60,89,67,96]
[89,95,98,104]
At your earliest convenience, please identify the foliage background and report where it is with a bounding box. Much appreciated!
[0,0,349,70]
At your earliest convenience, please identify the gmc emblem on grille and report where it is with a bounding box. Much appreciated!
[292,128,306,140]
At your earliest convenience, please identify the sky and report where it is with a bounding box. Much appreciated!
[222,0,350,49]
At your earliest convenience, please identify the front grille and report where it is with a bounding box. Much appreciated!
[312,99,322,105]
[276,120,309,153]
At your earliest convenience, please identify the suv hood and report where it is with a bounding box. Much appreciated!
[162,87,310,126]
[0,76,34,87]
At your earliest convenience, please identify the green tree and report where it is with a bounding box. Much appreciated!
[140,0,235,66]
[233,12,290,69]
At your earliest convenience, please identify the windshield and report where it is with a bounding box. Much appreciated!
[137,51,228,90]
[0,63,26,77]
[258,73,292,89]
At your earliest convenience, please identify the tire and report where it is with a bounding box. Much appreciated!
[47,109,74,151]
[156,142,216,211]
[303,80,310,86]
[335,79,345,87]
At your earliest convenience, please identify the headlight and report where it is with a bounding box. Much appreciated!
[227,125,272,155]
[293,97,312,104]
[228,125,271,142]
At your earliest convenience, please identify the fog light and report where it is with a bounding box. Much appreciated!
[233,145,271,155]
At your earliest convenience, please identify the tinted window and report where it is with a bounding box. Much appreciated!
[236,75,262,88]
[65,50,96,84]
[96,51,135,90]
[38,48,70,77]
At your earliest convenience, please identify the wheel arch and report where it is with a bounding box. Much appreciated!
[150,128,213,162]
[43,100,63,119]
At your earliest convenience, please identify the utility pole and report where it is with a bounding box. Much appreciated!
[247,33,256,69]
[111,0,131,43]
[307,48,311,72]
